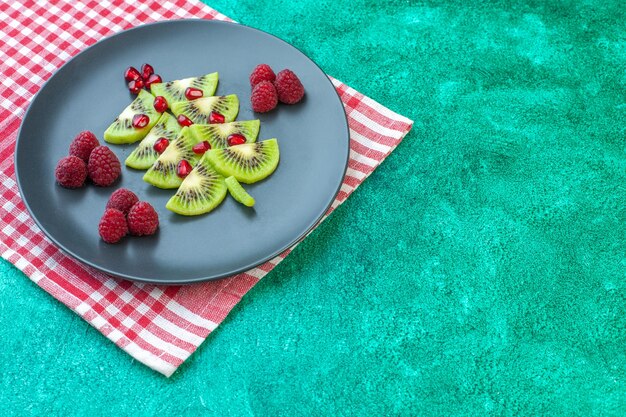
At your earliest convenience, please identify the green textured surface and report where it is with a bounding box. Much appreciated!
[2,0,626,415]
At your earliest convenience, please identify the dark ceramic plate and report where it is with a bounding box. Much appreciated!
[15,20,349,284]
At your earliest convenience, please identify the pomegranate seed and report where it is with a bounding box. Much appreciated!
[227,134,246,146]
[124,66,141,82]
[153,137,169,154]
[153,96,168,113]
[141,63,154,80]
[177,160,192,178]
[209,111,225,124]
[177,114,193,127]
[128,79,144,94]
[185,87,203,100]
[192,141,211,155]
[145,73,162,89]
[132,114,150,129]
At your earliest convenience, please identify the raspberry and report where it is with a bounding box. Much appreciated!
[106,188,139,215]
[88,146,121,187]
[127,201,159,236]
[55,156,87,188]
[249,64,276,87]
[251,81,278,113]
[274,69,305,104]
[98,208,128,244]
[69,131,100,162]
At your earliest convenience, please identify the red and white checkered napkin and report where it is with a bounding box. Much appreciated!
[0,0,413,376]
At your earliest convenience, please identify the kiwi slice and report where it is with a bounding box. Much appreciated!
[150,72,218,105]
[171,94,239,124]
[166,158,227,216]
[143,127,202,189]
[204,138,279,184]
[104,90,159,144]
[188,120,260,149]
[225,176,255,207]
[125,112,181,169]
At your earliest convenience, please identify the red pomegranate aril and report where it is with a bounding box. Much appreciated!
[227,134,246,146]
[132,114,150,129]
[177,114,193,127]
[185,87,203,100]
[177,160,192,178]
[141,63,154,80]
[145,73,162,88]
[128,79,144,94]
[153,96,168,113]
[124,66,141,82]
[192,141,211,155]
[153,138,169,154]
[209,111,225,124]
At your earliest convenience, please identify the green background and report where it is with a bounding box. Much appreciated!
[2,0,626,415]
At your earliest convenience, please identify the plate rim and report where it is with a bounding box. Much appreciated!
[14,19,350,284]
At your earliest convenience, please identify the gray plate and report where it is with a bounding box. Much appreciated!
[15,20,349,284]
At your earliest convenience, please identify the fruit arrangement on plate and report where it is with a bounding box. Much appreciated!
[54,61,305,243]
[107,63,298,215]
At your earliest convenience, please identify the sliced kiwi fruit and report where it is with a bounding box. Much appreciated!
[225,176,255,207]
[143,127,202,189]
[150,72,218,105]
[104,90,159,144]
[166,158,227,216]
[188,120,260,149]
[125,112,181,169]
[171,94,239,124]
[204,138,279,184]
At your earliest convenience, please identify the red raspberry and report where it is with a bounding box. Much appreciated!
[127,201,159,236]
[55,156,87,188]
[251,81,278,113]
[249,64,276,87]
[88,146,121,187]
[274,69,305,104]
[106,188,139,215]
[69,131,100,162]
[98,208,128,244]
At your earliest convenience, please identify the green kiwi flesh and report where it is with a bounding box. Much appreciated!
[166,158,227,216]
[142,127,202,189]
[225,176,255,207]
[104,90,159,144]
[188,120,260,149]
[125,112,181,169]
[204,138,279,184]
[150,72,218,105]
[171,94,239,124]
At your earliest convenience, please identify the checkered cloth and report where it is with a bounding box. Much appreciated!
[0,0,413,376]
